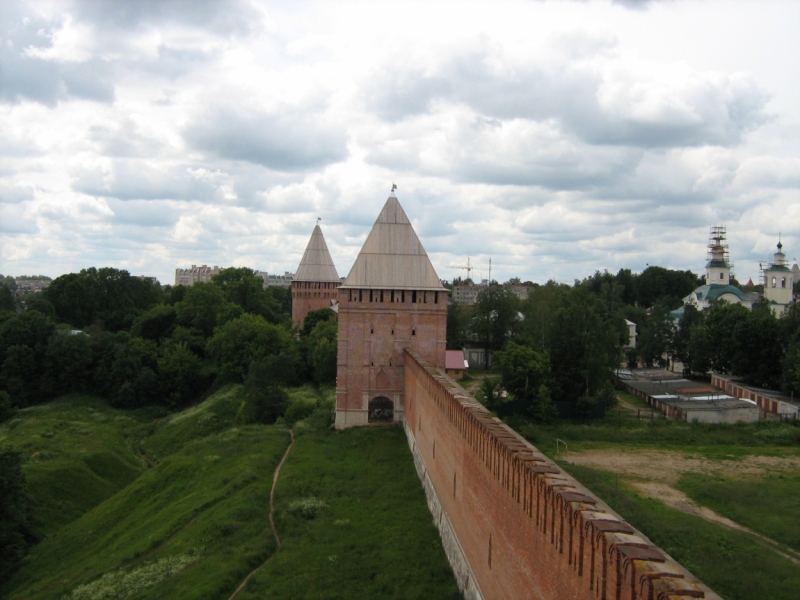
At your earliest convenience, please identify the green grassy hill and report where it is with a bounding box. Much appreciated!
[0,396,159,536]
[1,387,458,599]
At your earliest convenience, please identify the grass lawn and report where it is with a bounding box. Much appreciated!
[504,412,800,458]
[2,386,458,599]
[237,425,460,600]
[560,463,800,600]
[3,425,291,600]
[0,395,162,535]
[677,472,800,553]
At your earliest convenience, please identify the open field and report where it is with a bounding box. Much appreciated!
[1,387,458,599]
[500,408,800,600]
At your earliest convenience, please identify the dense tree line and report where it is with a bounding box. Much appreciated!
[635,301,800,394]
[0,267,336,581]
[448,280,626,420]
[448,267,800,422]
[0,267,336,415]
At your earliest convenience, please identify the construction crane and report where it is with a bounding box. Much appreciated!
[448,257,492,283]
[448,257,474,280]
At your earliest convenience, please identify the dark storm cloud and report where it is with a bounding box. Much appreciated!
[184,109,348,171]
[364,45,771,149]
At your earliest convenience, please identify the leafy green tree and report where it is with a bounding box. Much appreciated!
[302,308,335,337]
[206,313,296,383]
[0,311,55,405]
[212,267,283,323]
[41,331,94,397]
[0,347,38,407]
[636,302,674,367]
[0,445,38,584]
[106,336,159,408]
[494,341,551,406]
[44,267,161,331]
[476,377,501,409]
[131,304,177,341]
[732,304,782,388]
[307,318,337,384]
[158,342,207,407]
[241,357,290,424]
[175,282,241,337]
[0,391,14,423]
[266,285,292,320]
[672,305,703,367]
[702,301,751,373]
[531,384,557,423]
[0,285,17,312]
[473,285,520,364]
[168,326,207,357]
[446,303,471,350]
[23,296,55,320]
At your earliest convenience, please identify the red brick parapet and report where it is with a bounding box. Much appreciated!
[403,348,718,600]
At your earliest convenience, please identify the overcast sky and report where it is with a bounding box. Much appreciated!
[1,0,798,286]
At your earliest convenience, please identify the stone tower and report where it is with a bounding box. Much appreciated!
[291,223,341,329]
[764,240,793,315]
[705,225,732,285]
[335,191,447,429]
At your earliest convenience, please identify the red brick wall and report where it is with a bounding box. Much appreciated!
[335,288,446,427]
[404,349,717,600]
[291,280,340,329]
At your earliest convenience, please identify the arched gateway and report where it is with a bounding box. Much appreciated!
[368,396,394,423]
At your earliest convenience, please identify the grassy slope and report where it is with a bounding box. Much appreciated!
[677,472,800,553]
[4,425,291,600]
[3,387,459,599]
[239,425,460,600]
[0,395,160,535]
[561,463,800,600]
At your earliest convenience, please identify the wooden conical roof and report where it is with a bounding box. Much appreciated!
[342,194,443,290]
[294,224,340,282]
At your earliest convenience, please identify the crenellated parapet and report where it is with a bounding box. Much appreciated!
[403,348,718,600]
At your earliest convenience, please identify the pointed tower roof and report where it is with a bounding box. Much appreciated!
[294,224,340,282]
[342,194,444,290]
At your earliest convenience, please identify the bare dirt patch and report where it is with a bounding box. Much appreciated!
[561,448,800,565]
[564,449,800,485]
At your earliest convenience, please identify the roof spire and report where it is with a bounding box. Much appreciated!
[294,223,340,282]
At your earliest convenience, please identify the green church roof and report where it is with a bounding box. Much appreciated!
[692,284,750,303]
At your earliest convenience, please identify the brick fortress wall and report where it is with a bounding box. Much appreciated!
[291,280,340,329]
[334,288,446,429]
[403,349,719,600]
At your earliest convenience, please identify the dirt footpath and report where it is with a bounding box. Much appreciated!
[560,448,800,565]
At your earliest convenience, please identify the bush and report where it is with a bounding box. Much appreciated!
[287,497,327,519]
[284,398,317,426]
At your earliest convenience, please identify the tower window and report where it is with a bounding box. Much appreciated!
[772,277,777,288]
[391,328,394,335]
[380,290,384,302]
[412,290,417,303]
[402,290,405,302]
[434,292,438,304]
[781,278,786,288]
[370,326,374,334]
[359,289,363,302]
[720,273,724,280]
[412,327,416,336]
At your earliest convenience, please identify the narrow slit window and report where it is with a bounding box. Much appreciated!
[412,290,417,303]
[412,327,416,336]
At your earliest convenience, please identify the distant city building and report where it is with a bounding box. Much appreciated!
[509,283,532,300]
[175,265,220,286]
[452,280,487,305]
[262,272,295,287]
[624,319,637,349]
[763,240,794,316]
[176,265,293,288]
[15,276,52,292]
